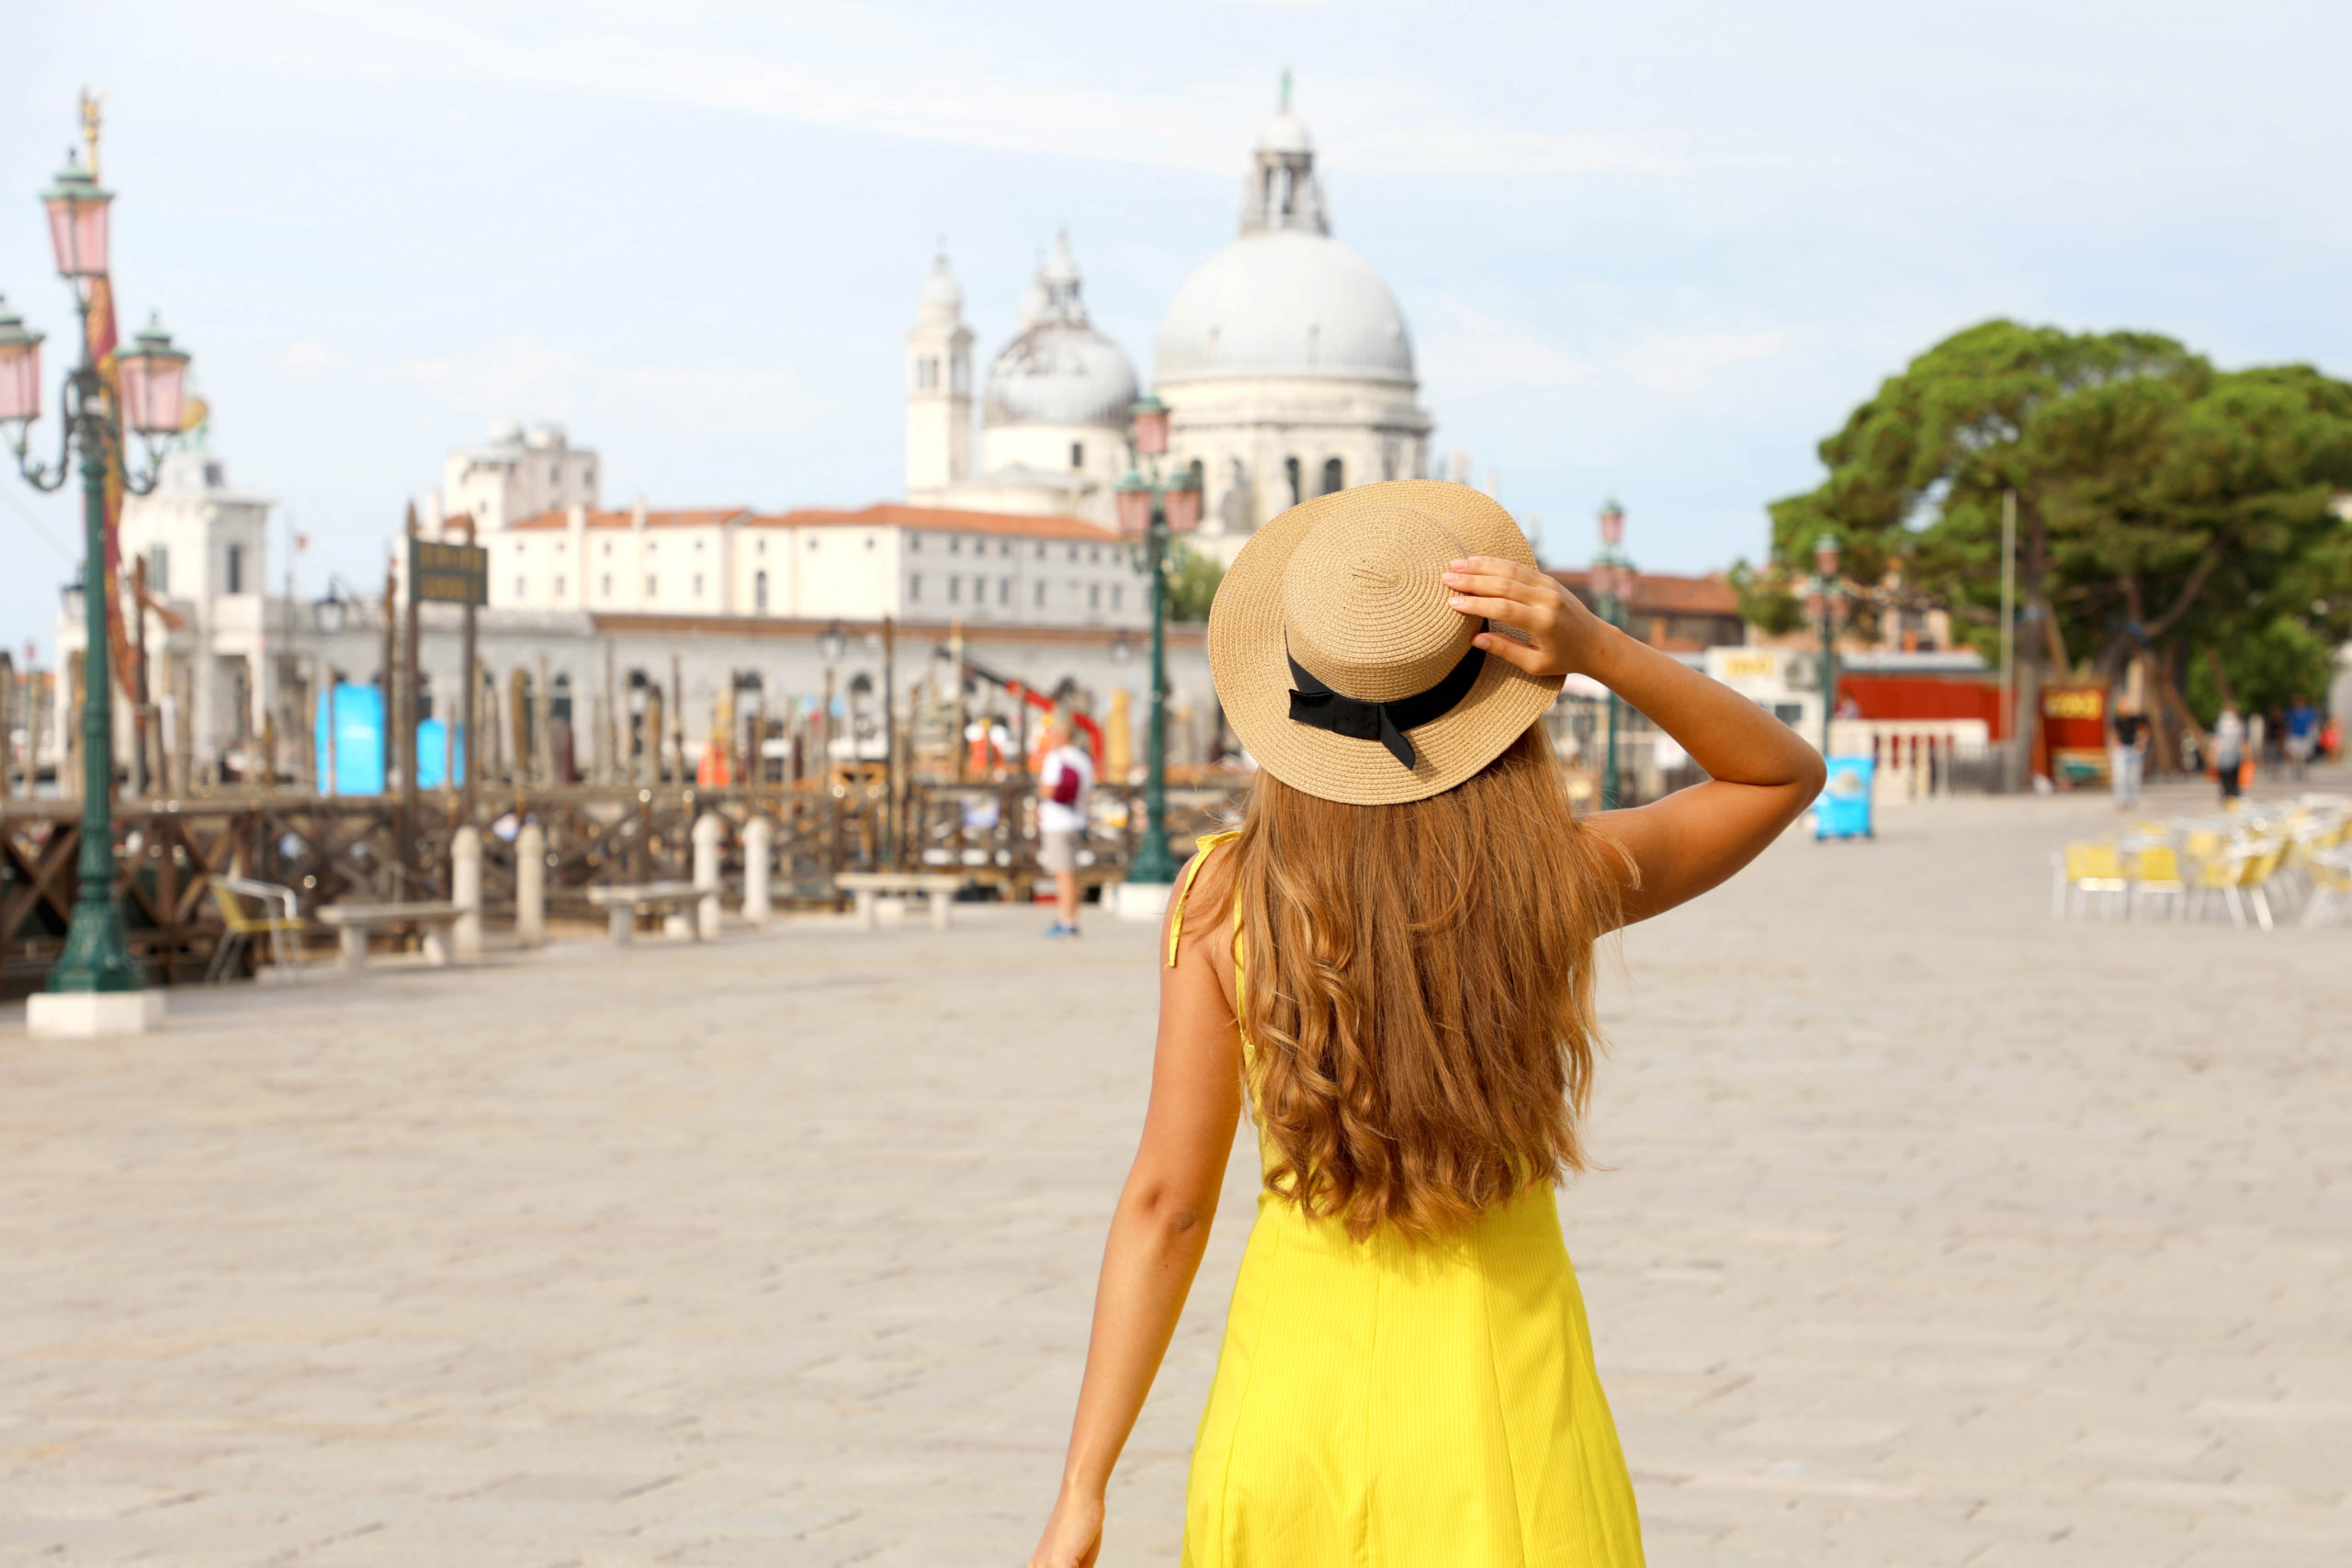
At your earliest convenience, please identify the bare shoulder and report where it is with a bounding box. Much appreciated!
[1161,835,1242,1010]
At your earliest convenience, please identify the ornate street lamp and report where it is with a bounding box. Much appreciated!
[5,149,191,1018]
[1117,396,1202,886]
[1591,499,1631,809]
[1806,533,1846,757]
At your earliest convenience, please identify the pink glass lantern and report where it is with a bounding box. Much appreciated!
[1598,498,1624,549]
[41,160,112,280]
[1813,533,1841,581]
[1130,395,1170,457]
[1114,470,1154,536]
[0,298,42,424]
[1163,469,1204,534]
[115,315,191,435]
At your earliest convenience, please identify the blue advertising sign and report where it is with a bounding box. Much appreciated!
[414,719,467,790]
[318,683,386,796]
[1813,754,1875,840]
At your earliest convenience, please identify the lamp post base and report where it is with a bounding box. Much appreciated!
[28,988,165,1039]
[1110,881,1175,922]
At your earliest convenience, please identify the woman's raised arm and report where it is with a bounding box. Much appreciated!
[1443,556,1827,925]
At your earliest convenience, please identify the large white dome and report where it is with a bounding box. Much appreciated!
[1156,231,1414,386]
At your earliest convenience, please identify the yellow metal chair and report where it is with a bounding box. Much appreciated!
[206,876,308,982]
[2304,850,2352,927]
[2128,843,2188,921]
[2188,841,2285,930]
[2053,841,2130,919]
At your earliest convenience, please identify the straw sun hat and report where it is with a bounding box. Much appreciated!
[1207,479,1563,806]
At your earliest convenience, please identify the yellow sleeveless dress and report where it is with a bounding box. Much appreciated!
[1170,832,1645,1568]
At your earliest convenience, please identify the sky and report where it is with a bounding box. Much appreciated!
[6,0,2351,658]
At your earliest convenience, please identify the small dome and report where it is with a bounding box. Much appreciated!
[1156,231,1413,385]
[488,419,525,446]
[985,230,1138,429]
[1255,108,1312,156]
[984,320,1139,429]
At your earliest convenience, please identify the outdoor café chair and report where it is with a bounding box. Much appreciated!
[2188,840,2285,931]
[2128,843,2188,921]
[2053,841,2130,920]
[2304,849,2352,928]
[206,875,308,983]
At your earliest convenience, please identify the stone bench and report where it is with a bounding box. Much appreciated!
[834,872,969,931]
[585,881,705,944]
[315,902,468,971]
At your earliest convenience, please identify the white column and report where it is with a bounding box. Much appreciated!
[743,816,773,929]
[515,821,546,949]
[451,826,482,962]
[693,812,723,940]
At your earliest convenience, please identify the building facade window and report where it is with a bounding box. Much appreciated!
[645,575,657,597]
[910,574,922,602]
[692,572,704,598]
[553,575,566,597]
[225,543,244,594]
[998,578,1010,605]
[1070,441,1084,469]
[600,574,612,596]
[1034,580,1046,607]
[514,576,526,600]
[1112,585,1122,611]
[147,546,169,592]
[753,570,769,611]
[1089,583,1101,610]
[1321,457,1344,495]
[948,576,960,604]
[1285,456,1303,507]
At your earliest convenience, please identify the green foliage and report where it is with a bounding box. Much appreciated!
[1166,546,1226,624]
[2183,614,2337,728]
[1726,558,1805,636]
[1768,319,2352,698]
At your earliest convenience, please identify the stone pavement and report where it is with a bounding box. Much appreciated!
[2,776,2347,1566]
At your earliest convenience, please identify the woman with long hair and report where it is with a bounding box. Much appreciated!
[1026,482,1826,1566]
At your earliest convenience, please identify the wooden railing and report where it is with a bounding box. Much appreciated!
[1,776,1250,996]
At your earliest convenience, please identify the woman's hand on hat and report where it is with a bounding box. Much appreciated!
[1442,557,1608,680]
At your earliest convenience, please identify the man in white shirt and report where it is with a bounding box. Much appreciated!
[1036,716,1095,938]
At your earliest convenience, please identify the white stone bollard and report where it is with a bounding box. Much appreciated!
[451,826,483,962]
[515,822,546,950]
[743,817,773,929]
[693,812,724,941]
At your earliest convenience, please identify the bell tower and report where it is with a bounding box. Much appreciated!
[905,248,973,499]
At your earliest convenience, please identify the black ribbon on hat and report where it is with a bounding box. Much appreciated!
[1286,634,1487,769]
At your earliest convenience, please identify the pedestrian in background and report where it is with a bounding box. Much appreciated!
[1037,714,1094,939]
[2212,704,2246,803]
[2284,694,2318,781]
[2109,701,2147,810]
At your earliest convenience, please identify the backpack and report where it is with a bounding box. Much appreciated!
[1049,753,1083,807]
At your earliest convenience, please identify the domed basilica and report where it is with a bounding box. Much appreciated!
[905,80,1433,560]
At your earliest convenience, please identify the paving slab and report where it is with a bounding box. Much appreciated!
[2,772,2346,1564]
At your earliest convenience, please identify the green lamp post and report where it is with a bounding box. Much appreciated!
[1114,395,1204,886]
[1806,533,1845,757]
[3,152,194,1020]
[1592,499,1630,809]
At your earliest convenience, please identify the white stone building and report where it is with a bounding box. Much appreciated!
[898,81,1436,562]
[491,502,1149,630]
[905,232,1138,528]
[427,422,598,534]
[1156,85,1434,561]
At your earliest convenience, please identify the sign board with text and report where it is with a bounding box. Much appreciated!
[412,540,489,607]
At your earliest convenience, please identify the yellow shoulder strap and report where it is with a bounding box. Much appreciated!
[1167,829,1243,967]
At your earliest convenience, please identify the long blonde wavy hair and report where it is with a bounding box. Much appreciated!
[1229,726,1627,1242]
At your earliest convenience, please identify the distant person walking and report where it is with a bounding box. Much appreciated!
[2109,702,2147,810]
[2284,694,2318,781]
[1037,716,1095,938]
[2212,704,2246,802]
